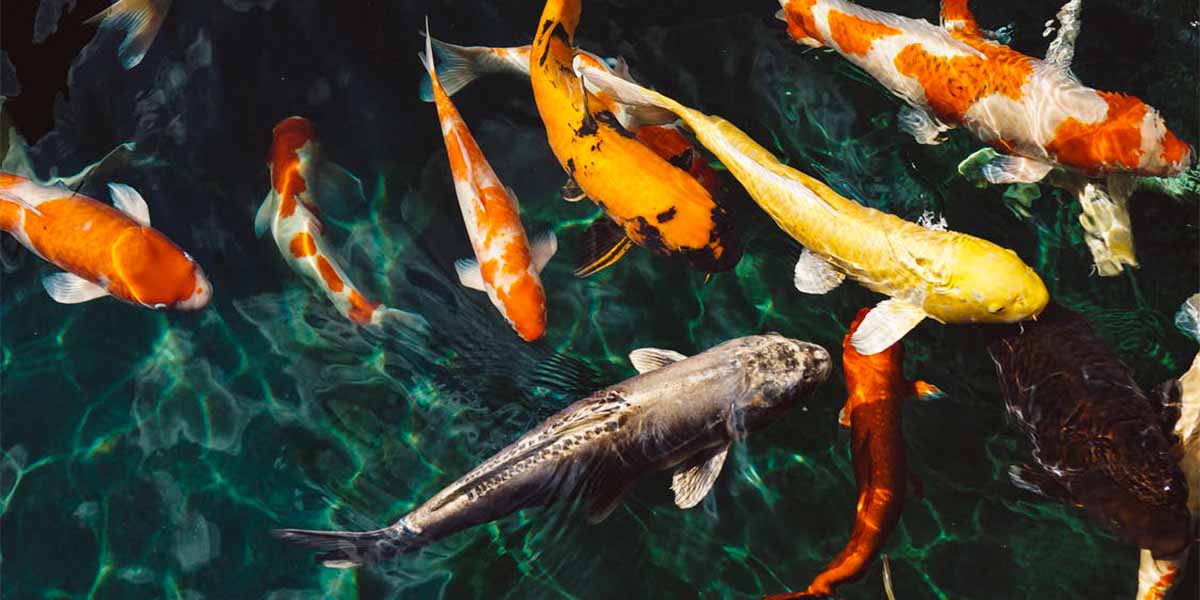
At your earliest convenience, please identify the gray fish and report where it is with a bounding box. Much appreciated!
[275,333,831,567]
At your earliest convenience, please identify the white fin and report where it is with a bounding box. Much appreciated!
[42,273,109,304]
[454,258,485,291]
[86,0,172,69]
[917,211,948,231]
[671,443,730,509]
[610,56,634,82]
[531,231,558,273]
[1176,293,1200,343]
[981,154,1054,184]
[44,142,140,190]
[898,106,953,145]
[254,191,278,238]
[882,554,897,600]
[793,249,845,294]
[628,348,688,373]
[850,299,927,355]
[1044,0,1082,68]
[584,480,635,524]
[311,161,367,216]
[418,35,520,102]
[107,183,151,226]
[774,9,787,22]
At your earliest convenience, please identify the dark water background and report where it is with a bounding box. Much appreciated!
[1,1,1198,598]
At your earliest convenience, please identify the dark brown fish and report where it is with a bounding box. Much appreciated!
[989,303,1190,559]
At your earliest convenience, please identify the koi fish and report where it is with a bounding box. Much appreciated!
[87,0,173,69]
[989,303,1191,560]
[767,308,940,599]
[0,172,210,310]
[256,117,428,333]
[421,24,557,342]
[416,38,722,195]
[574,61,1049,355]
[775,0,1192,185]
[528,0,740,276]
[1135,298,1200,600]
[275,334,832,567]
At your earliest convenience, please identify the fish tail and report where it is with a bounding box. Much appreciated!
[418,32,494,102]
[376,306,432,339]
[87,0,172,69]
[273,521,422,568]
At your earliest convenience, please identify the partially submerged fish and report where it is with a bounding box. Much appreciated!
[87,0,173,69]
[574,60,1048,355]
[421,24,556,341]
[256,117,428,332]
[988,304,1191,559]
[528,0,740,276]
[767,308,940,599]
[275,334,832,566]
[0,172,211,310]
[775,0,1191,184]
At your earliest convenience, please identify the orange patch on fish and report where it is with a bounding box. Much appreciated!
[316,255,344,292]
[479,258,500,285]
[1162,130,1191,167]
[784,0,822,43]
[1044,92,1148,172]
[893,36,1033,120]
[495,274,547,342]
[289,232,317,257]
[346,289,379,324]
[939,0,981,35]
[827,10,901,57]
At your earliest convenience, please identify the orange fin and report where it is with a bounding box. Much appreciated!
[912,380,944,400]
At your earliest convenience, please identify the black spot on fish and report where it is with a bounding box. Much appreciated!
[656,207,677,224]
[668,148,696,170]
[593,111,636,139]
[540,19,555,35]
[576,113,599,137]
[550,22,572,45]
[566,158,576,176]
[632,216,667,253]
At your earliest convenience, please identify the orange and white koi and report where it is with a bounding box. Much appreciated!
[417,38,723,212]
[0,172,211,310]
[776,0,1192,184]
[767,307,940,599]
[256,117,428,333]
[87,0,173,69]
[528,0,740,276]
[421,25,556,342]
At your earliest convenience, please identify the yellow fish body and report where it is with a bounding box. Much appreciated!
[575,59,1048,353]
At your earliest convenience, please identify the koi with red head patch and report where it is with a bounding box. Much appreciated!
[420,22,557,342]
[529,0,740,276]
[775,0,1192,181]
[766,308,940,599]
[0,172,211,310]
[256,117,428,334]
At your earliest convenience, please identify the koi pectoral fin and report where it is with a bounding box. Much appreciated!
[254,191,279,238]
[671,442,730,509]
[980,154,1054,185]
[850,300,927,356]
[310,161,367,220]
[793,249,845,294]
[453,258,486,291]
[531,231,558,273]
[560,177,587,202]
[574,218,633,278]
[42,273,109,304]
[898,106,953,145]
[107,183,151,226]
[911,380,945,401]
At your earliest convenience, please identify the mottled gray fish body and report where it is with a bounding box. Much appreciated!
[275,334,831,567]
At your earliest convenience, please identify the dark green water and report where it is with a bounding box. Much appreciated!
[1,1,1198,598]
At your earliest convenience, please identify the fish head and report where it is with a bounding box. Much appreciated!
[730,333,832,428]
[944,240,1048,324]
[1136,107,1193,176]
[114,229,211,311]
[269,117,317,169]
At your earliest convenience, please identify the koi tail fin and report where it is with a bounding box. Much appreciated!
[912,380,944,401]
[570,56,683,126]
[273,521,423,568]
[86,0,172,69]
[417,34,498,102]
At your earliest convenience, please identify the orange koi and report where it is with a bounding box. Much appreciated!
[0,172,210,310]
[257,117,428,333]
[529,0,740,275]
[421,24,556,342]
[776,0,1191,182]
[767,307,940,599]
